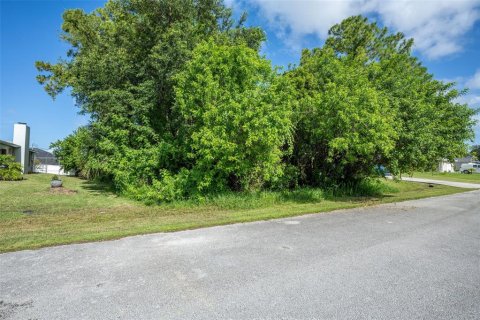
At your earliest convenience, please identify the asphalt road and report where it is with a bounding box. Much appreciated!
[1,190,480,320]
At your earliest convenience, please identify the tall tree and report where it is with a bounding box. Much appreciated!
[287,47,396,185]
[38,0,265,195]
[175,40,293,193]
[42,10,477,200]
[287,16,476,184]
[471,145,480,160]
[325,16,476,176]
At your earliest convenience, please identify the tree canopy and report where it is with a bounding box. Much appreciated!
[39,2,477,202]
[471,145,480,160]
[175,40,293,193]
[286,16,476,185]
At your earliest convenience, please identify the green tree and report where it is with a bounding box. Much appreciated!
[324,16,476,176]
[471,145,480,160]
[286,16,476,185]
[175,40,294,193]
[38,8,478,200]
[50,126,96,178]
[37,0,265,199]
[287,47,396,185]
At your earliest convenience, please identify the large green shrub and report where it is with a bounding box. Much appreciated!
[324,16,476,176]
[286,16,476,186]
[0,155,22,181]
[288,46,396,185]
[38,2,477,202]
[175,40,294,193]
[40,0,266,201]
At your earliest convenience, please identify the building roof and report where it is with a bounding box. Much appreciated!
[0,139,20,148]
[32,147,59,165]
[454,156,474,163]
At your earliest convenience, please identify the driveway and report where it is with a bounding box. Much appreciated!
[1,190,480,319]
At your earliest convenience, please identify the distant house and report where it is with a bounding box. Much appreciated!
[0,123,35,173]
[454,156,475,171]
[33,148,59,165]
[437,159,454,173]
[0,140,19,157]
[33,148,73,176]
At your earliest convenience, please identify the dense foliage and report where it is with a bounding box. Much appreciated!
[0,155,22,181]
[287,46,397,185]
[287,16,476,184]
[471,145,480,160]
[50,126,94,177]
[39,1,477,202]
[174,40,293,194]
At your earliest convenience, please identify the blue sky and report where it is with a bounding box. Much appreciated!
[1,0,480,149]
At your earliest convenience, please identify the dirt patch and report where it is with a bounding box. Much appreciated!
[49,187,78,195]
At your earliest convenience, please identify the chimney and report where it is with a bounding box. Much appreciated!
[13,122,30,173]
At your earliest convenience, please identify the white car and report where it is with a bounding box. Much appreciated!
[459,162,480,174]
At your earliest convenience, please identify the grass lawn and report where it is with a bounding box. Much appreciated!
[0,173,471,253]
[412,171,480,184]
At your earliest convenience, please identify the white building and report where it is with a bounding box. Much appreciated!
[438,159,454,173]
[0,123,35,173]
[33,147,74,176]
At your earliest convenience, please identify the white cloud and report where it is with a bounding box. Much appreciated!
[240,0,480,59]
[466,69,480,89]
[224,0,240,10]
[440,76,465,85]
[374,0,480,59]
[471,114,480,132]
[455,94,480,106]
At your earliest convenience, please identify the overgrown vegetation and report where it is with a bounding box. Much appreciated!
[470,145,480,160]
[0,155,22,181]
[37,1,477,202]
[0,174,469,252]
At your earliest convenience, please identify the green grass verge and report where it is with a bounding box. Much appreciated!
[412,171,480,184]
[0,174,471,253]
